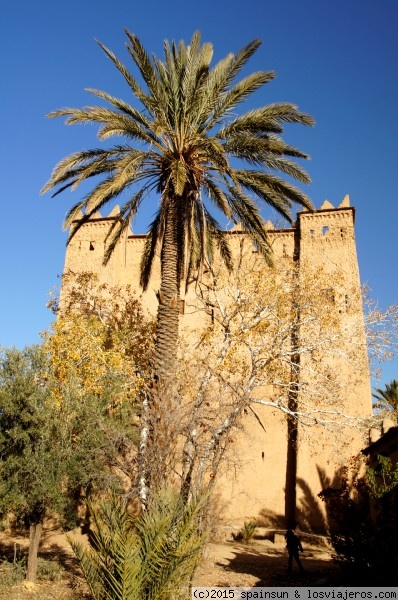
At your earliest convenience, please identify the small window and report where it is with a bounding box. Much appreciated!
[310,229,315,238]
[179,299,185,315]
[322,226,329,236]
[323,288,335,303]
[89,241,95,251]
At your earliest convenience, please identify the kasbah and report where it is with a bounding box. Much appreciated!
[60,194,372,535]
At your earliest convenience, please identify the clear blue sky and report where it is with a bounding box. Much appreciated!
[1,0,397,386]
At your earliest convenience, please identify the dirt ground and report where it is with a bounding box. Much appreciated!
[0,528,343,598]
[193,533,343,589]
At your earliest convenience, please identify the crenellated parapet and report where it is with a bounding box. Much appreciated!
[298,196,355,243]
[64,196,357,270]
[60,193,372,532]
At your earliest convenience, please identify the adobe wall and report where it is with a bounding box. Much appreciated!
[294,199,371,529]
[62,195,372,532]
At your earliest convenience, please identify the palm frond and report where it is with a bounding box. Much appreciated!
[372,380,398,413]
[96,39,155,116]
[41,148,126,195]
[205,70,275,132]
[103,189,146,265]
[191,52,234,130]
[197,137,230,173]
[223,133,310,163]
[67,538,104,600]
[201,206,234,271]
[124,31,165,118]
[203,179,232,219]
[261,157,311,183]
[234,169,313,214]
[181,32,212,120]
[85,88,152,129]
[226,185,274,265]
[170,157,188,196]
[70,491,208,600]
[218,102,315,138]
[140,212,163,291]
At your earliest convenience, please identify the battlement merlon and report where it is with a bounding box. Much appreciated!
[61,193,365,330]
[66,194,354,238]
[62,194,358,284]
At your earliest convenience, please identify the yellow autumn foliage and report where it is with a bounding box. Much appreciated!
[43,272,154,405]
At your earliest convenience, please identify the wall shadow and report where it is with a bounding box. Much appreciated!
[257,465,343,534]
[296,476,328,533]
[257,509,285,530]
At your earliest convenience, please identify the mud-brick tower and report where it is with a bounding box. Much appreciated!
[291,196,372,530]
[61,195,372,532]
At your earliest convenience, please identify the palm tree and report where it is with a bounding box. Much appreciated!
[372,379,398,416]
[41,30,314,387]
[69,490,207,599]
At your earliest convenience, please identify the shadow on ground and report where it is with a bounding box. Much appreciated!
[0,532,82,579]
[222,545,344,587]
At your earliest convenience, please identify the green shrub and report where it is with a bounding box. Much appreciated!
[0,558,25,588]
[234,521,257,544]
[69,490,208,600]
[37,558,64,582]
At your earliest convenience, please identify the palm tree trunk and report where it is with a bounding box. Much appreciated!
[155,201,180,386]
[143,200,181,494]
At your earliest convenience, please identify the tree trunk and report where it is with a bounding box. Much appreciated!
[143,199,181,494]
[285,411,298,529]
[155,200,180,387]
[137,387,150,508]
[285,264,300,530]
[26,520,43,582]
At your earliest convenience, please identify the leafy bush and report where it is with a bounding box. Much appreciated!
[367,454,398,499]
[319,458,398,584]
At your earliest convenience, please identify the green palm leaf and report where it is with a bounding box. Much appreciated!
[372,380,398,415]
[70,490,208,600]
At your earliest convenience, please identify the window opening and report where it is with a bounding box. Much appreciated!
[323,288,335,303]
